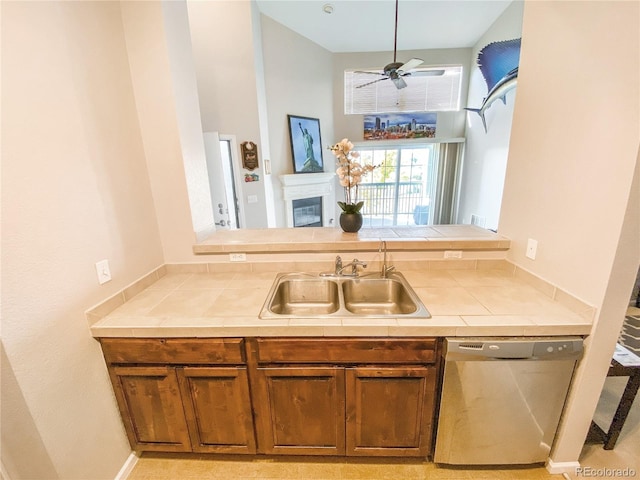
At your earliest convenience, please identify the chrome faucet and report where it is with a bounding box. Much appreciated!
[338,258,367,277]
[320,255,367,277]
[379,240,395,278]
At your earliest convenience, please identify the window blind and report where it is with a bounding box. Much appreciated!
[344,65,463,115]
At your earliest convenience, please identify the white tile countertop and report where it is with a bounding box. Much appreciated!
[193,224,511,254]
[88,261,594,338]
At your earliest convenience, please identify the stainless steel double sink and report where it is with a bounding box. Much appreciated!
[259,272,431,319]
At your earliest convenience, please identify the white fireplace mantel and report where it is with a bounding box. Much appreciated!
[280,173,336,228]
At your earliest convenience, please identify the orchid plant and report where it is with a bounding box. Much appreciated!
[330,138,377,214]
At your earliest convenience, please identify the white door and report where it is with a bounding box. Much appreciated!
[203,132,242,229]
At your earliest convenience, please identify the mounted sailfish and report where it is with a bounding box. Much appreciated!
[466,38,521,132]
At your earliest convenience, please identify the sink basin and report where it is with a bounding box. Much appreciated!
[268,276,340,315]
[342,278,418,315]
[260,272,430,319]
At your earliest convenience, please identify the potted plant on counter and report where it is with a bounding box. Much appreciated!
[330,138,377,233]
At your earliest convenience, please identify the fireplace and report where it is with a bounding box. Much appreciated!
[281,172,336,228]
[292,197,322,227]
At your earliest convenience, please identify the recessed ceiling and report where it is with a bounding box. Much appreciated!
[255,0,515,53]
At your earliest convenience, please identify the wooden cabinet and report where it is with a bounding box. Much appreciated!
[101,338,256,454]
[346,367,435,456]
[178,367,256,453]
[249,338,439,457]
[101,336,440,458]
[253,367,345,455]
[109,366,191,452]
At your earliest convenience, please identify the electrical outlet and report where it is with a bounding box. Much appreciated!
[229,253,247,262]
[444,250,463,259]
[526,239,538,260]
[95,259,112,284]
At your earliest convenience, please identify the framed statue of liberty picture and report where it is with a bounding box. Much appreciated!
[287,114,324,173]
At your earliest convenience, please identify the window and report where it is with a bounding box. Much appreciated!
[355,142,463,227]
[344,65,463,115]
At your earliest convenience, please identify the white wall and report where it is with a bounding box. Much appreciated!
[187,0,270,229]
[1,2,164,478]
[260,15,335,227]
[457,1,524,230]
[500,1,639,465]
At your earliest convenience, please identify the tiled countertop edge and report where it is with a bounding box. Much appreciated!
[86,259,595,335]
[90,324,593,338]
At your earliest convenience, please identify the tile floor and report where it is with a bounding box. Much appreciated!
[127,455,558,480]
[128,373,639,480]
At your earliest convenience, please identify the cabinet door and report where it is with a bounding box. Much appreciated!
[346,367,435,457]
[253,367,345,455]
[178,367,256,454]
[109,366,191,452]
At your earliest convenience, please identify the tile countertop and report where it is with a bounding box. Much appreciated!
[193,225,511,254]
[89,267,594,338]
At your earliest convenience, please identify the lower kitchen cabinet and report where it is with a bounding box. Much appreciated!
[100,337,440,458]
[253,367,346,455]
[109,366,192,452]
[101,338,256,454]
[250,338,439,457]
[178,367,256,453]
[346,367,435,456]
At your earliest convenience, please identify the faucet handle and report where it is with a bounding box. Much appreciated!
[350,258,367,275]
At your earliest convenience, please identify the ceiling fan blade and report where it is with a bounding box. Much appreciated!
[410,69,446,77]
[353,70,386,77]
[356,77,390,89]
[391,76,407,89]
[397,58,424,73]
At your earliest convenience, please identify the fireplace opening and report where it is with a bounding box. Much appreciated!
[292,197,323,227]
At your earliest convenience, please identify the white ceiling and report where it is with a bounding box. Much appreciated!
[255,0,514,53]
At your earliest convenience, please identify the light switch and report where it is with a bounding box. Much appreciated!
[248,195,258,204]
[95,259,112,284]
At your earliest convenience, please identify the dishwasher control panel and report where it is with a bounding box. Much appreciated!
[448,337,583,360]
[532,339,583,358]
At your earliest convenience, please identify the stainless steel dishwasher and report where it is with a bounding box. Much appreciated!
[434,337,583,465]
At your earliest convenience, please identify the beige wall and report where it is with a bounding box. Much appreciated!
[162,1,216,242]
[503,1,639,303]
[500,1,640,465]
[1,1,163,478]
[121,1,207,262]
[187,0,271,229]
[2,2,639,478]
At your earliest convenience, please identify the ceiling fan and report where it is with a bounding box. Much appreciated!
[355,0,444,90]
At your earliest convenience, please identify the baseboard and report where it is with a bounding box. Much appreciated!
[114,452,138,480]
[546,458,580,475]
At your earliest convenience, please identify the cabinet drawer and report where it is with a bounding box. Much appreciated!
[101,338,245,365]
[255,338,436,364]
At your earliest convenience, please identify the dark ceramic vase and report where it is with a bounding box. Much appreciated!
[339,213,363,233]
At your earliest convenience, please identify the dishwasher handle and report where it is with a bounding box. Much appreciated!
[445,338,583,361]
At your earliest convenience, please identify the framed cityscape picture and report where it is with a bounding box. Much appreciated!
[363,113,437,140]
[287,115,324,173]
